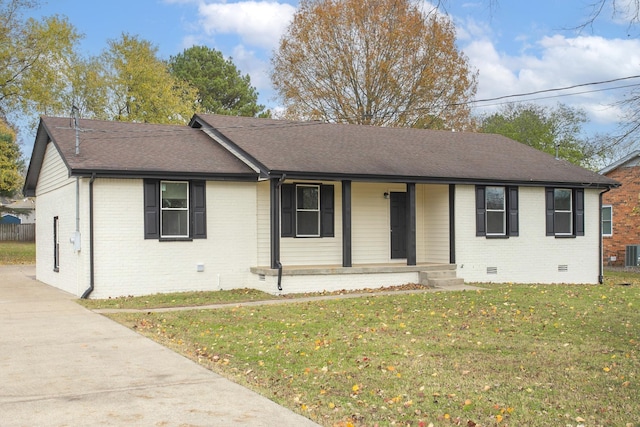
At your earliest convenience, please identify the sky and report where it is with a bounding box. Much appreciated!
[23,0,640,145]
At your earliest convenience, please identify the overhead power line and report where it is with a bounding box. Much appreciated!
[471,82,640,109]
[465,74,640,106]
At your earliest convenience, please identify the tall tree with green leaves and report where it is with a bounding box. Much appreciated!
[102,33,197,124]
[271,0,477,129]
[0,0,81,118]
[169,46,266,117]
[0,120,23,199]
[480,103,611,169]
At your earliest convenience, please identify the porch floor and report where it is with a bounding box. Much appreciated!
[251,263,455,276]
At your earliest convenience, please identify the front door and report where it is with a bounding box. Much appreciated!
[390,192,407,259]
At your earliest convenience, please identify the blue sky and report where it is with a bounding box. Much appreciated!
[25,0,640,138]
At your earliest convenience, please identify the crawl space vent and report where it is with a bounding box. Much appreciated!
[558,265,568,272]
[486,266,498,275]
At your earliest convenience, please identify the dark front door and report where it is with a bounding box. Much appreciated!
[390,192,407,259]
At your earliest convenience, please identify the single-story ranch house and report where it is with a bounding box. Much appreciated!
[23,114,619,299]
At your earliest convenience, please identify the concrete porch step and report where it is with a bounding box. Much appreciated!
[419,269,465,288]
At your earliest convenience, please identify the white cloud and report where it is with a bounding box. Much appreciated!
[197,1,296,49]
[461,32,640,127]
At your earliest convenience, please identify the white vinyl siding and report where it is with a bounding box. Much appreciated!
[36,142,72,196]
[352,183,401,264]
[279,181,342,266]
[257,182,451,267]
[417,184,450,264]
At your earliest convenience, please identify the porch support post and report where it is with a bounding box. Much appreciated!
[270,178,280,269]
[449,184,456,264]
[342,180,352,267]
[406,182,416,266]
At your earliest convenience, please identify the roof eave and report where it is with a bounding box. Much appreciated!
[265,170,619,188]
[70,169,259,182]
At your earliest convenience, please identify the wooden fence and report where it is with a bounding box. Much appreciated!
[0,224,36,241]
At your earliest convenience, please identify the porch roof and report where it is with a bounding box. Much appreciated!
[192,114,618,188]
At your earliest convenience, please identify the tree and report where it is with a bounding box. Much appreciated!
[0,0,81,118]
[480,103,612,169]
[0,120,23,199]
[101,34,197,124]
[271,0,477,129]
[168,46,266,117]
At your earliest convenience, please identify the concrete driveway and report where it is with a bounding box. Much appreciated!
[0,265,319,427]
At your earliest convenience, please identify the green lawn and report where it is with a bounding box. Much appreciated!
[104,271,640,427]
[0,241,35,265]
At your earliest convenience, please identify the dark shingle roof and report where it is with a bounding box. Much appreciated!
[192,114,618,187]
[24,114,619,197]
[24,117,257,195]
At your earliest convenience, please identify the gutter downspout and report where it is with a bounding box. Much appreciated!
[599,187,611,284]
[275,174,286,291]
[81,173,96,299]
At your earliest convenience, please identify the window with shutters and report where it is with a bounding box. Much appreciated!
[476,186,518,237]
[545,187,584,237]
[144,180,207,240]
[281,183,334,238]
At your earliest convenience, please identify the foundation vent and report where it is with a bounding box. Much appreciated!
[487,266,498,275]
[558,265,568,272]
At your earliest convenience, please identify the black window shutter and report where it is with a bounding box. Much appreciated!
[281,184,295,237]
[191,181,207,239]
[475,186,486,236]
[545,188,555,236]
[508,186,519,236]
[575,188,584,236]
[143,180,160,239]
[320,184,335,237]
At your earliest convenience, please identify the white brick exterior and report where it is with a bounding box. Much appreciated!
[33,143,603,298]
[454,185,602,284]
[88,179,258,298]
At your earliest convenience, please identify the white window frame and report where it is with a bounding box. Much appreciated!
[160,181,189,238]
[485,186,506,236]
[296,184,320,237]
[554,188,573,236]
[602,205,612,237]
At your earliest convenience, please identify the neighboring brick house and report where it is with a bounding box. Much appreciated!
[600,151,640,266]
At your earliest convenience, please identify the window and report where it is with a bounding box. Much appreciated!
[545,188,584,237]
[53,216,59,272]
[161,181,189,237]
[281,183,334,238]
[144,180,206,240]
[486,186,506,235]
[476,186,518,237]
[296,185,320,236]
[602,205,612,236]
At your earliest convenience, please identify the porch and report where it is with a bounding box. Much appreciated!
[250,262,464,294]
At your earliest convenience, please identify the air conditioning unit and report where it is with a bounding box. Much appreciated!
[625,245,640,267]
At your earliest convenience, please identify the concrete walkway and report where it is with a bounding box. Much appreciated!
[0,265,319,427]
